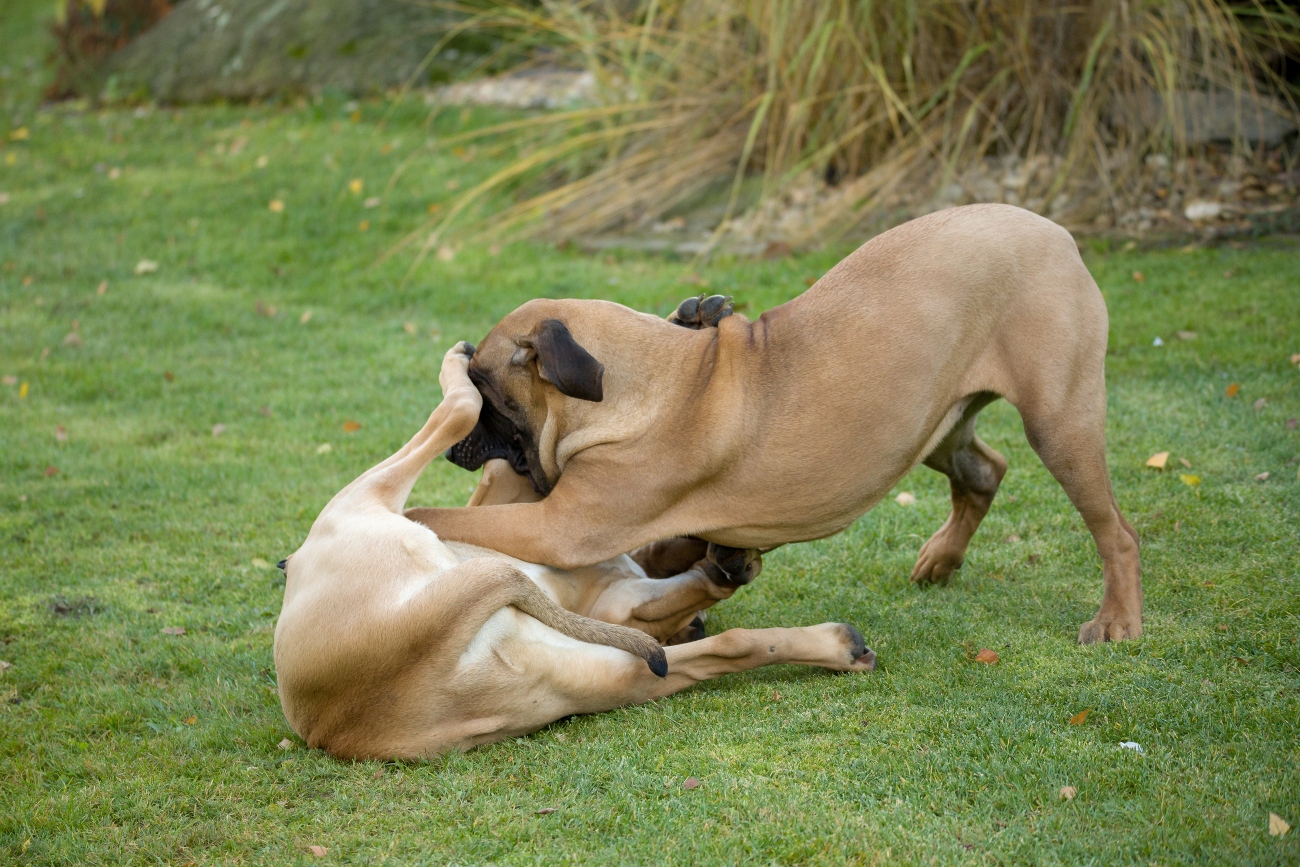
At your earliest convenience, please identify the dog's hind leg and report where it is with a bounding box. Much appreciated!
[1014,381,1141,643]
[911,394,1007,585]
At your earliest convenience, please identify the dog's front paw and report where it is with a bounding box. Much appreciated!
[700,543,762,588]
[669,294,733,329]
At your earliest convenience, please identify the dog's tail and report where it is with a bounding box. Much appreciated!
[415,557,668,678]
[509,574,668,677]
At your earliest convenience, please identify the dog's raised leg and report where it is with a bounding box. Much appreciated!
[911,396,1006,585]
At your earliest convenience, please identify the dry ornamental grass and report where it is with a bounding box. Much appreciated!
[403,0,1300,259]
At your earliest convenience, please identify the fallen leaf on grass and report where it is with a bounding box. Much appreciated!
[1059,786,1077,800]
[1233,656,1251,666]
[1132,271,1145,282]
[1290,353,1300,366]
[771,689,781,702]
[1179,457,1192,468]
[358,220,369,232]
[363,196,380,209]
[2,375,15,386]
[1145,451,1169,469]
[19,382,28,398]
[258,406,272,417]
[436,245,456,262]
[55,425,67,442]
[134,259,158,275]
[62,331,82,347]
[44,466,58,477]
[0,661,11,673]
[342,420,361,433]
[279,738,294,750]
[255,301,278,317]
[308,845,327,857]
[183,715,197,725]
[1225,383,1239,397]
[1254,398,1267,410]
[162,626,185,635]
[211,424,226,437]
[402,322,417,335]
[894,491,916,506]
[348,178,363,194]
[299,310,312,324]
[536,807,557,815]
[1176,330,1197,341]
[683,777,700,790]
[268,199,285,213]
[251,558,270,569]
[316,443,333,455]
[1004,534,1021,543]
[1217,623,1228,631]
[1069,709,1091,725]
[973,648,999,665]
[1288,419,1298,430]
[1179,474,1201,486]
[10,126,30,140]
[1255,472,1270,481]
[255,155,268,168]
[1270,813,1291,837]
[163,371,174,381]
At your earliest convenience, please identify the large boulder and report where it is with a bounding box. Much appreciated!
[103,0,492,102]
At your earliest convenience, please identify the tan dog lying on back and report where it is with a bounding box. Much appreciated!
[274,344,876,760]
[408,205,1142,644]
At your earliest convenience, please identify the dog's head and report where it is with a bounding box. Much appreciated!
[446,301,606,495]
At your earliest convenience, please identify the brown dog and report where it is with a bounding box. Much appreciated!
[407,204,1142,643]
[274,344,876,760]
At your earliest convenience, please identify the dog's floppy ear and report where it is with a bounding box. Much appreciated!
[516,318,604,402]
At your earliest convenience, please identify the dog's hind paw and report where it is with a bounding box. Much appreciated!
[669,294,733,329]
[701,543,762,587]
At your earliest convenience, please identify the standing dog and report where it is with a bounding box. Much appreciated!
[273,344,877,761]
[407,205,1142,644]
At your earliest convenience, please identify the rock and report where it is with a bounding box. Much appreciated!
[1184,200,1223,222]
[103,0,476,102]
[1112,89,1298,146]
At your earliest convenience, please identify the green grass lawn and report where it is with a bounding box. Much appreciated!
[3,6,1300,865]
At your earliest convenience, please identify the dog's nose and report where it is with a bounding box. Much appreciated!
[277,559,287,571]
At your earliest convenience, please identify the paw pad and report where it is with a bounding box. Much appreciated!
[670,294,734,329]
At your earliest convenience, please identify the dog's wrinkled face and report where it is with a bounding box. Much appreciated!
[445,316,604,495]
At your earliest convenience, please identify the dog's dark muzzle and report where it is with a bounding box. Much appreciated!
[445,398,532,479]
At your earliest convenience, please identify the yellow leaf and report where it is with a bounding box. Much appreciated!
[1270,813,1290,836]
[342,420,361,433]
[9,126,29,141]
[402,322,417,335]
[86,0,108,16]
[1225,383,1239,397]
[1179,474,1201,486]
[436,245,456,262]
[358,220,369,232]
[1132,270,1145,282]
[348,178,363,194]
[268,199,285,213]
[19,381,28,399]
[1070,709,1091,725]
[183,715,197,725]
[1145,451,1169,469]
[299,310,312,324]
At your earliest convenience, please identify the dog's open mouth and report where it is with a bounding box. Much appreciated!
[445,393,542,491]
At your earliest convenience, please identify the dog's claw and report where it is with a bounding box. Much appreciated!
[669,294,734,329]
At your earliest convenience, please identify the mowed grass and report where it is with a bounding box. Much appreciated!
[3,11,1300,867]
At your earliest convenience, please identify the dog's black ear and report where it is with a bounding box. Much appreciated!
[520,319,604,402]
